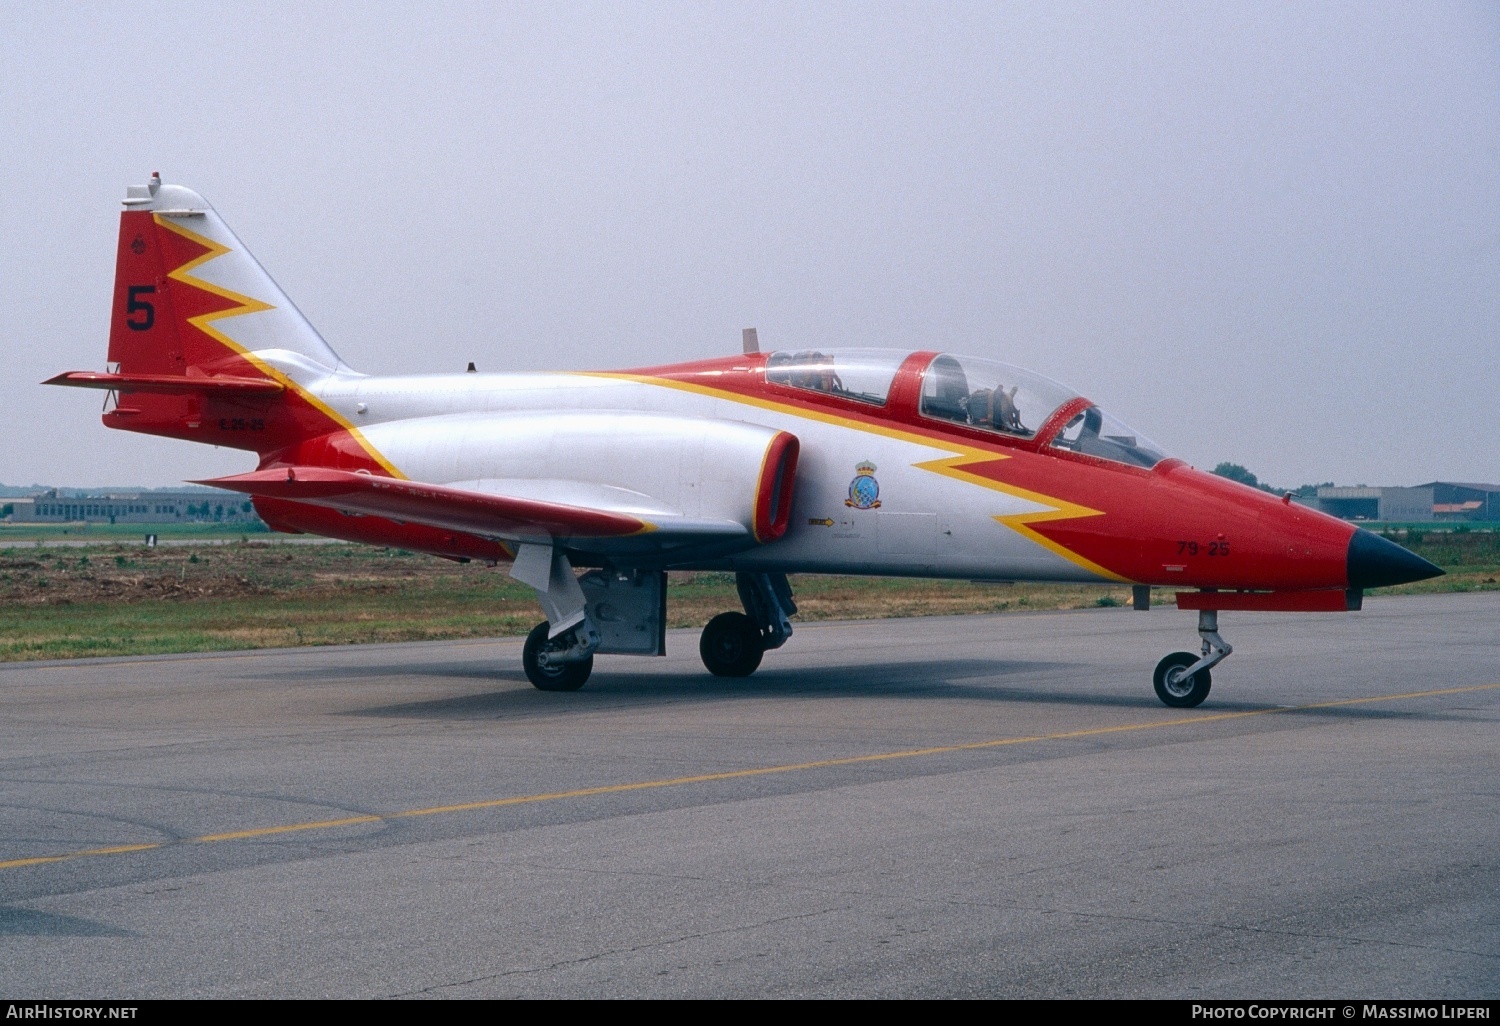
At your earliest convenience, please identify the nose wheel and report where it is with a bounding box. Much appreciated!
[1153,609,1231,708]
[1154,652,1211,707]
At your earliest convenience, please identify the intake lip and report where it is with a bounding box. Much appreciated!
[1346,528,1445,589]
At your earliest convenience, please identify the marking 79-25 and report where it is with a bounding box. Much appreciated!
[1178,540,1230,556]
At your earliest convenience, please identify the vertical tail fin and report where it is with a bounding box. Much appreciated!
[48,174,380,461]
[109,172,346,379]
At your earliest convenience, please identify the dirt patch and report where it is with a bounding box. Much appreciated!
[0,544,482,606]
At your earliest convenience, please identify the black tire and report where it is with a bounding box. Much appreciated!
[1153,651,1211,708]
[523,622,592,692]
[699,611,764,677]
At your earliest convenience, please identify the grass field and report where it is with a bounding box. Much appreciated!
[0,521,270,543]
[0,531,1493,662]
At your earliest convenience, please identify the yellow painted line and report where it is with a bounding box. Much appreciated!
[196,814,383,842]
[4,681,1497,872]
[0,843,162,870]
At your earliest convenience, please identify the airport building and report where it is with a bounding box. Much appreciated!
[1299,482,1500,523]
[1311,486,1434,522]
[2,489,263,526]
[1422,481,1500,522]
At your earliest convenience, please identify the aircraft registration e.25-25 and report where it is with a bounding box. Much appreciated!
[48,175,1442,706]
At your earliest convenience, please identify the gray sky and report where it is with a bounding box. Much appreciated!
[3,1,1496,490]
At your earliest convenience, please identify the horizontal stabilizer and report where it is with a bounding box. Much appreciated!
[44,371,284,396]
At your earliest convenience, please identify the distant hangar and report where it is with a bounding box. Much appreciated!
[1302,482,1500,523]
[2,488,261,527]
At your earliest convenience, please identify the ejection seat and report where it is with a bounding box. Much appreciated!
[921,354,970,423]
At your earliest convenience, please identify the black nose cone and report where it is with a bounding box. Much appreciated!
[1347,529,1445,589]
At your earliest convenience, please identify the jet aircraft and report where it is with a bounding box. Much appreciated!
[48,175,1443,707]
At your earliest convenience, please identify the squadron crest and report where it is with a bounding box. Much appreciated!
[845,461,881,509]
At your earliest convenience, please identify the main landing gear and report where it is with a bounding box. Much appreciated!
[699,613,762,677]
[511,542,605,692]
[700,572,797,678]
[523,622,595,692]
[1153,608,1232,708]
[507,539,799,690]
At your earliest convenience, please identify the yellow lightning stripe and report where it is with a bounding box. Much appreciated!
[151,214,404,480]
[582,371,956,448]
[3,680,1496,872]
[585,371,1126,581]
[912,452,1128,582]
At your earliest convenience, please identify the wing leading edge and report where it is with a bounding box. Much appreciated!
[200,467,754,554]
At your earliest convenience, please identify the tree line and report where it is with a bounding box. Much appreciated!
[1211,463,1331,498]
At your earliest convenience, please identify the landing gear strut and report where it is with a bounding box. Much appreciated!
[1153,609,1232,708]
[699,572,797,677]
[510,542,600,692]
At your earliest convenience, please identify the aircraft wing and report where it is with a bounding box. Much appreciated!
[199,467,753,553]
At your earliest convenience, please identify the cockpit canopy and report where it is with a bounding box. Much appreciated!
[765,348,1168,469]
[765,348,904,406]
[920,353,1167,468]
[919,353,1073,440]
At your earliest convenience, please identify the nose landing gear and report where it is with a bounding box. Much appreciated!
[1153,609,1232,708]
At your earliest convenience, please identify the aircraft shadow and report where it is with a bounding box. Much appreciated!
[340,658,1189,720]
[0,906,134,937]
[286,655,1035,687]
[315,655,1465,724]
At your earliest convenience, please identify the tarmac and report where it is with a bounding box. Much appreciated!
[0,592,1495,998]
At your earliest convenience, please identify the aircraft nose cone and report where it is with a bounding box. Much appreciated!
[1346,528,1444,589]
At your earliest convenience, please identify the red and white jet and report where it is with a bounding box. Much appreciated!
[49,175,1442,706]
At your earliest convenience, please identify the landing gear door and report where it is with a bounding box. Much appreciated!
[579,569,667,656]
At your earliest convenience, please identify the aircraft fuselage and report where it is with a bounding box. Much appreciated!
[51,176,1445,702]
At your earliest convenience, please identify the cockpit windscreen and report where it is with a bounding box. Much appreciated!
[1050,406,1167,469]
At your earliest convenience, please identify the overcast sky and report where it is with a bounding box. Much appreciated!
[3,1,1496,490]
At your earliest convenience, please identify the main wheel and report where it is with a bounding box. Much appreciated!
[523,622,592,692]
[699,612,764,677]
[1153,651,1211,708]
